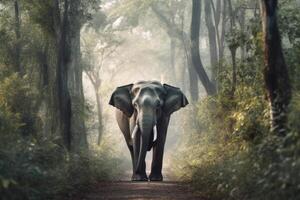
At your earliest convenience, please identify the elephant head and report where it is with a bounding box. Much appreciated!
[109,81,188,173]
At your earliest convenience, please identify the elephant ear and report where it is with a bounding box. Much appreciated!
[163,84,189,115]
[109,84,134,117]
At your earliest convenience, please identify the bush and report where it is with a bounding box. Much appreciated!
[0,74,125,200]
[173,92,300,199]
[172,46,300,199]
[0,137,125,200]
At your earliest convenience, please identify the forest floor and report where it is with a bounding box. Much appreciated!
[83,181,206,200]
[76,155,208,200]
[80,167,207,200]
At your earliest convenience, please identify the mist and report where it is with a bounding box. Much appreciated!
[1,0,300,199]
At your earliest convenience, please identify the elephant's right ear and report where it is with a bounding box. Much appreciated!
[163,84,189,115]
[109,84,134,117]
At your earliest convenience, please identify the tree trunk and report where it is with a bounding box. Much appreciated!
[239,8,246,60]
[214,0,221,26]
[14,0,22,74]
[191,0,216,96]
[205,0,218,85]
[37,42,52,136]
[228,0,238,97]
[151,4,215,96]
[54,0,87,151]
[180,57,188,95]
[92,83,103,145]
[180,35,199,101]
[219,1,227,60]
[56,0,72,151]
[261,0,291,135]
[230,48,237,95]
[68,0,88,151]
[36,41,50,92]
[188,64,199,101]
[170,37,177,84]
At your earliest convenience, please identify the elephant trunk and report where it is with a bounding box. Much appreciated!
[135,111,155,173]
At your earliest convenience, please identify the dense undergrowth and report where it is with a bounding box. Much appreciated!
[172,3,300,199]
[173,41,300,200]
[174,92,300,200]
[0,138,123,200]
[0,135,124,200]
[0,74,125,200]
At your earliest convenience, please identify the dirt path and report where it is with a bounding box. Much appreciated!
[81,158,206,199]
[84,181,206,200]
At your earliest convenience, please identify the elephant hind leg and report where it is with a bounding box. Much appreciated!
[116,109,132,144]
[127,144,135,175]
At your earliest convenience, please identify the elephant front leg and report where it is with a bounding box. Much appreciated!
[150,117,169,181]
[132,161,147,181]
[149,134,166,181]
[132,131,148,181]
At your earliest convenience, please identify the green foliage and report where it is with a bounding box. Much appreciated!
[23,0,57,37]
[0,103,21,141]
[173,6,300,197]
[279,0,300,44]
[0,73,124,200]
[109,0,156,26]
[289,93,300,132]
[0,74,39,137]
[0,0,299,199]
[0,72,124,200]
[226,26,246,52]
[174,89,300,199]
[0,137,124,200]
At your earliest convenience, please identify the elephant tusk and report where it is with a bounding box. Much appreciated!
[153,125,157,142]
[131,124,139,139]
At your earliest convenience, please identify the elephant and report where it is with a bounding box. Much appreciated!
[109,81,188,181]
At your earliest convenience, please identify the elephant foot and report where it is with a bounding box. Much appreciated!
[131,174,148,181]
[149,173,163,181]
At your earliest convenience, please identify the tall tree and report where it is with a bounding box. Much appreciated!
[150,3,200,100]
[14,0,22,74]
[181,32,199,101]
[204,0,218,85]
[179,10,199,101]
[53,0,90,151]
[261,0,291,135]
[238,7,246,60]
[219,1,227,60]
[190,0,216,95]
[169,0,177,85]
[111,0,216,97]
[82,29,122,145]
[228,0,238,96]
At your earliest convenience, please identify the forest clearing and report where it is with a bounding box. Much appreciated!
[0,0,300,200]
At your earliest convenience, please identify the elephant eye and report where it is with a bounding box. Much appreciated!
[154,99,161,108]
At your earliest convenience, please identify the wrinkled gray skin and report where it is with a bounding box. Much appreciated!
[109,81,188,181]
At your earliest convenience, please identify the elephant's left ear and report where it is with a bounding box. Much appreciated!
[109,84,134,117]
[162,84,189,115]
